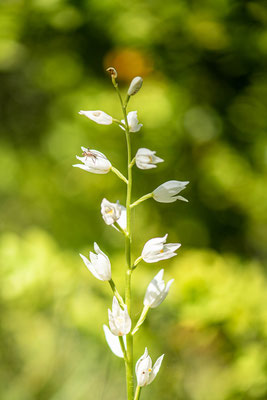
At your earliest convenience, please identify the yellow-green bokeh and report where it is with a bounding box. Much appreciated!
[1,0,267,399]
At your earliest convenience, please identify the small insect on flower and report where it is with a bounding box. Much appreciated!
[73,147,112,174]
[82,147,98,162]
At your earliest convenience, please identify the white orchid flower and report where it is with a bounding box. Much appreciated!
[73,147,111,174]
[144,269,174,308]
[79,110,113,125]
[135,348,164,387]
[121,111,143,132]
[135,148,164,170]
[80,242,111,281]
[101,198,122,225]
[141,234,181,263]
[108,297,131,336]
[103,324,126,358]
[153,180,189,203]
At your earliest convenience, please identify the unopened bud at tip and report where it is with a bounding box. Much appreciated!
[106,67,118,79]
[128,76,143,96]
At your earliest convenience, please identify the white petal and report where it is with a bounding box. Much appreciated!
[112,296,120,316]
[116,206,127,231]
[147,354,164,385]
[103,325,124,358]
[72,164,91,172]
[80,253,102,280]
[79,110,113,125]
[142,235,167,257]
[135,347,149,374]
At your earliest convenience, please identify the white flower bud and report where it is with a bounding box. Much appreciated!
[120,111,143,132]
[73,147,111,174]
[108,297,131,336]
[144,269,174,308]
[101,198,122,225]
[79,110,113,125]
[135,148,164,170]
[153,180,189,203]
[80,242,111,281]
[141,234,181,263]
[128,76,143,96]
[106,67,118,79]
[135,348,164,387]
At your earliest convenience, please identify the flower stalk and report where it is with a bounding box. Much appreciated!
[111,71,135,399]
[124,104,134,400]
[111,166,128,184]
[132,305,150,335]
[74,68,189,400]
[130,193,153,208]
[108,279,125,309]
[134,386,142,400]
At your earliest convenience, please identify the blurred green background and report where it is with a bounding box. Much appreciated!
[1,0,267,399]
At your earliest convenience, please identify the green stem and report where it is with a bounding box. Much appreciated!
[125,128,134,400]
[132,256,142,270]
[134,386,142,400]
[114,79,134,400]
[131,305,150,335]
[108,279,125,309]
[113,80,125,111]
[129,156,136,168]
[130,193,153,209]
[113,118,127,130]
[125,94,130,108]
[111,166,128,184]
[113,221,127,237]
[119,335,127,360]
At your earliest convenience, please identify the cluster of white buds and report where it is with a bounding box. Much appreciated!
[73,68,189,400]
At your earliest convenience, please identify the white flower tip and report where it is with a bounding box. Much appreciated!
[155,269,164,280]
[79,253,88,261]
[166,279,174,291]
[93,242,99,252]
[112,296,119,308]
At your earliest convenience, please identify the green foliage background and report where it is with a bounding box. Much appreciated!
[0,0,267,399]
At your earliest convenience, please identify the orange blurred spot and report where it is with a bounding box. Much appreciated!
[104,48,153,81]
